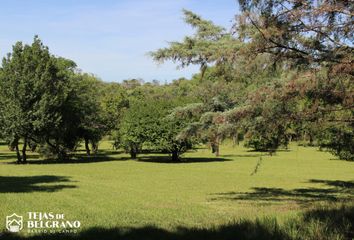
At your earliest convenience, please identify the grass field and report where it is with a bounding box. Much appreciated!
[0,141,353,239]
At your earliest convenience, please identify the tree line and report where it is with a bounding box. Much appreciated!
[0,0,353,162]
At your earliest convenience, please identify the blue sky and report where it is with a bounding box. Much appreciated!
[0,0,238,82]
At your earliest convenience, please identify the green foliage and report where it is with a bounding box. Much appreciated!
[116,98,196,161]
[236,0,353,67]
[233,0,354,157]
[317,125,354,161]
[150,10,242,81]
[0,37,107,161]
[151,6,353,159]
[150,9,294,155]
[100,82,129,130]
[73,73,107,155]
[117,99,164,158]
[0,36,75,161]
[155,113,194,161]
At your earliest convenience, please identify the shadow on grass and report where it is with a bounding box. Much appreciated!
[303,204,354,238]
[0,153,41,161]
[0,154,17,160]
[246,148,291,153]
[4,150,130,165]
[209,179,354,204]
[75,149,124,156]
[221,154,260,158]
[309,179,354,189]
[2,204,353,240]
[0,175,76,193]
[137,155,232,164]
[0,221,290,240]
[1,151,230,164]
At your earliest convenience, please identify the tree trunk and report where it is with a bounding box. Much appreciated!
[232,133,239,147]
[215,144,220,157]
[211,136,221,156]
[171,150,179,162]
[15,142,22,163]
[92,141,98,154]
[57,150,67,161]
[309,134,314,146]
[84,138,90,156]
[211,143,216,153]
[22,137,27,163]
[214,136,220,157]
[130,147,137,159]
[45,138,67,161]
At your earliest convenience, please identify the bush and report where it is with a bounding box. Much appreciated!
[317,126,354,161]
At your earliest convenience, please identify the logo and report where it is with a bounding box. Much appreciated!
[5,212,81,234]
[6,213,23,233]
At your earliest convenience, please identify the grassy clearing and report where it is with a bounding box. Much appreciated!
[0,141,353,239]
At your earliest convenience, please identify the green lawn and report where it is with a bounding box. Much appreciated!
[0,141,353,239]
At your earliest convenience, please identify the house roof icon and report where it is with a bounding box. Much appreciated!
[8,219,21,226]
[7,213,22,219]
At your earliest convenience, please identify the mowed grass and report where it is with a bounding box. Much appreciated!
[0,141,353,239]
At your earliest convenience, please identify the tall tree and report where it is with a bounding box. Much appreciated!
[0,36,74,162]
[152,6,353,159]
[235,0,353,159]
[0,36,107,162]
[150,10,241,81]
[74,73,107,156]
[117,99,164,159]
